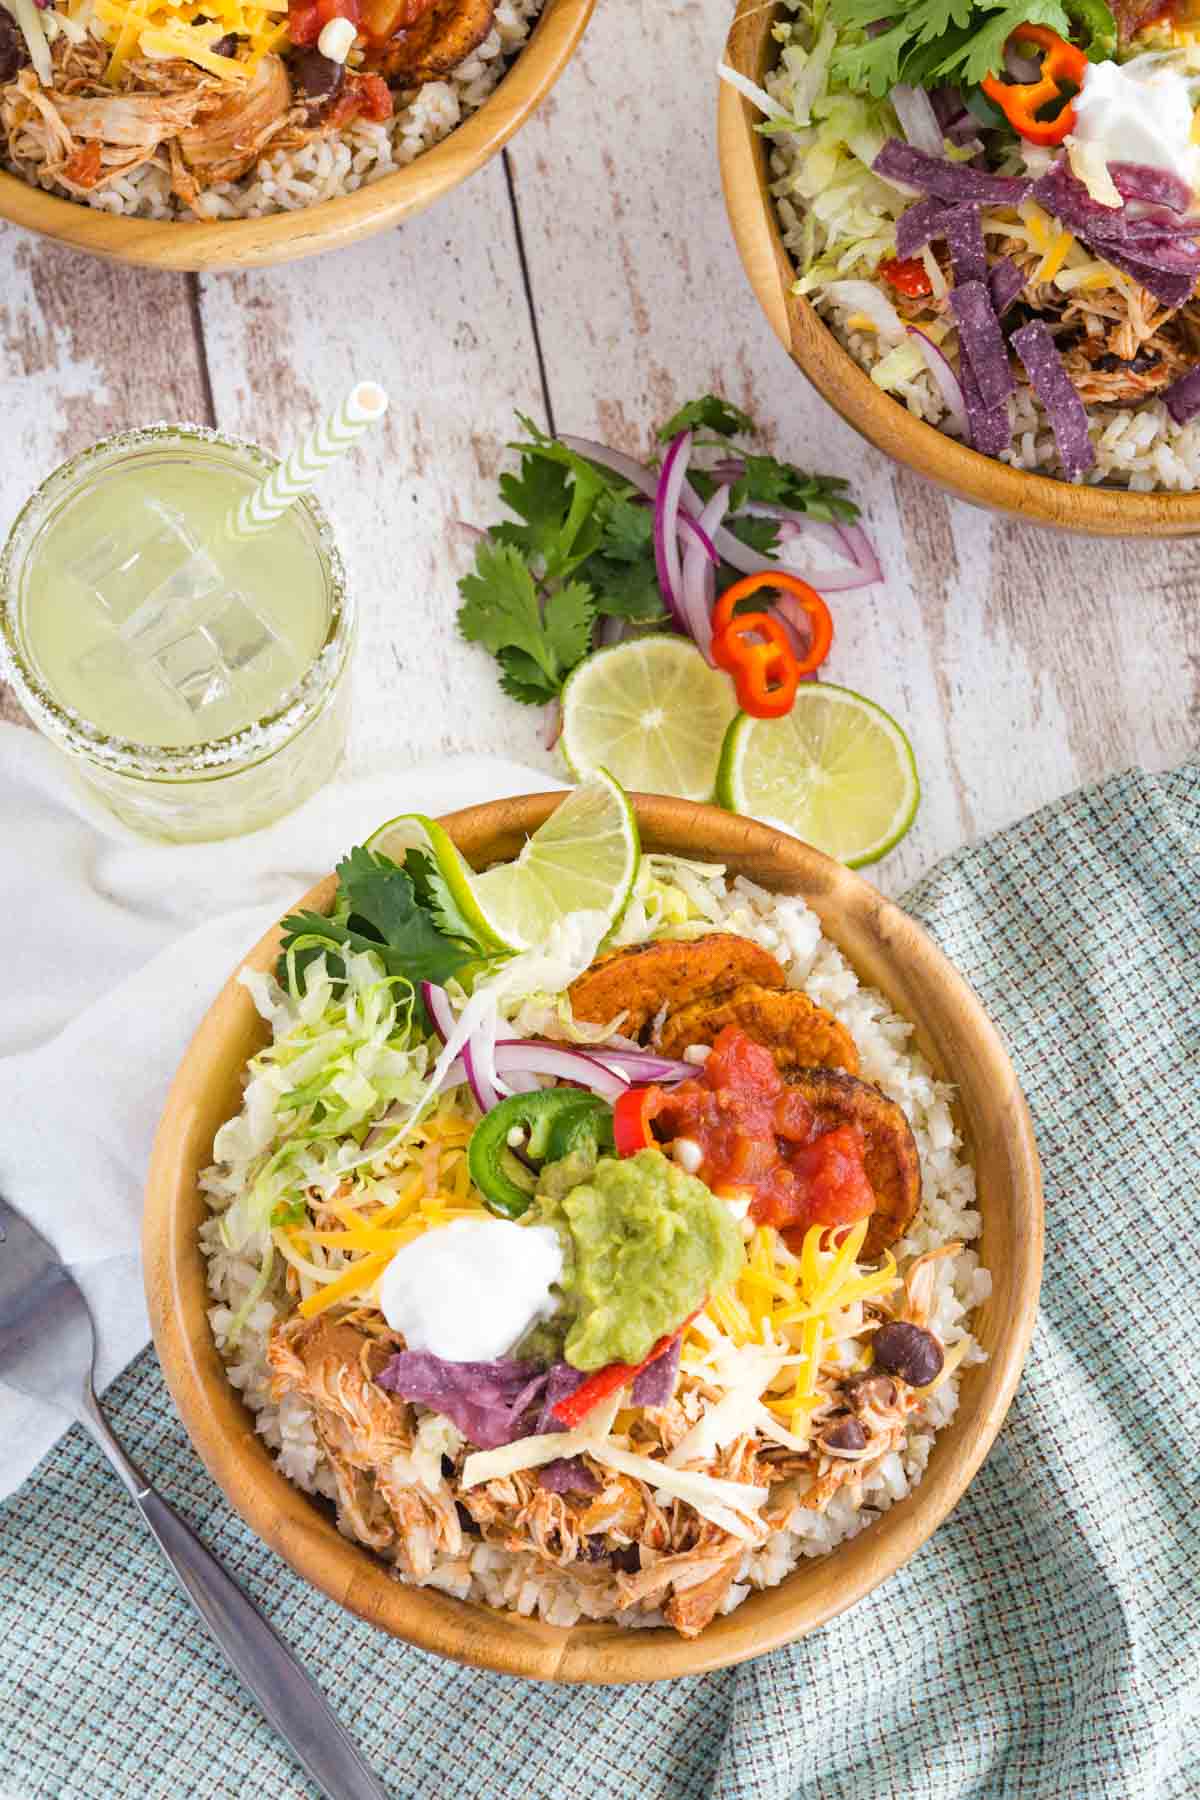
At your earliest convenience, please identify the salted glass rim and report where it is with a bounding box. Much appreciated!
[0,423,351,780]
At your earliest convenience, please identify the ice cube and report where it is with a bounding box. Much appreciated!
[68,500,204,628]
[205,592,277,671]
[151,627,234,716]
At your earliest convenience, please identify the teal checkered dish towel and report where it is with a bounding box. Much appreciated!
[2,761,1196,1800]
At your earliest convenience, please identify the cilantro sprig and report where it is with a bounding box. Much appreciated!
[456,399,859,707]
[830,0,1080,96]
[278,845,501,1003]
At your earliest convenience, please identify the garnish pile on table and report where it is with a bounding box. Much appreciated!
[457,398,920,870]
[721,0,1200,484]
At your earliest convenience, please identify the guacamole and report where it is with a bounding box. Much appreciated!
[535,1148,744,1372]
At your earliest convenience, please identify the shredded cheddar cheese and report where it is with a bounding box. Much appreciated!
[97,0,289,83]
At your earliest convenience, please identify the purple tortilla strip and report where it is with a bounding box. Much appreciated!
[988,257,1025,317]
[376,1352,549,1451]
[874,139,1031,206]
[630,1336,682,1408]
[1033,161,1200,248]
[959,348,1012,457]
[1010,320,1095,480]
[1111,162,1195,215]
[949,280,1015,411]
[1163,365,1200,426]
[538,1456,601,1495]
[944,203,986,286]
[895,196,950,260]
[535,1363,588,1432]
[1091,243,1198,310]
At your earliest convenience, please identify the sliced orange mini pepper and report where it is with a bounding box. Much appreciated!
[981,26,1089,147]
[710,571,833,719]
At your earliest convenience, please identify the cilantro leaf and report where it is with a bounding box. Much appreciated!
[278,847,498,999]
[597,491,655,563]
[586,554,665,621]
[543,581,595,673]
[457,541,566,697]
[830,0,1073,95]
[658,396,756,440]
[725,514,781,557]
[499,647,559,705]
[734,453,860,524]
[404,848,484,947]
[493,453,573,568]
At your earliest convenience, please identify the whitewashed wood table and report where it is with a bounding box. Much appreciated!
[1,0,1196,896]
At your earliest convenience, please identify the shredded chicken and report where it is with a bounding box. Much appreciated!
[1,35,304,211]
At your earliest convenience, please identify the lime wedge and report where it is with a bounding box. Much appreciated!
[559,636,738,803]
[469,771,640,950]
[716,684,919,867]
[363,812,510,953]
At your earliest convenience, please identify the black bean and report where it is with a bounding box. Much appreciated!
[210,32,238,55]
[441,1454,456,1478]
[455,1503,481,1537]
[872,1320,944,1388]
[0,10,29,83]
[608,1543,641,1574]
[292,46,344,100]
[820,1414,868,1454]
[841,1372,898,1413]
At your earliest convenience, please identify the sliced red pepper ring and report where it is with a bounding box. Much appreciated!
[549,1309,703,1428]
[612,1085,662,1156]
[710,571,833,719]
[981,26,1089,147]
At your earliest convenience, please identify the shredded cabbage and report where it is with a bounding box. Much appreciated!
[206,948,431,1254]
[740,0,907,291]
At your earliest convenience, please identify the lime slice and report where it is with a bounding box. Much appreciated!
[716,684,919,867]
[364,812,510,953]
[469,770,640,950]
[559,636,738,803]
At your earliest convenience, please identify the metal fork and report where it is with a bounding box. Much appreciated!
[0,1192,390,1800]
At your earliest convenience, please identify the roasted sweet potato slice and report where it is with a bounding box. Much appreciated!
[366,0,494,82]
[783,1067,921,1259]
[568,935,787,1038]
[658,982,860,1076]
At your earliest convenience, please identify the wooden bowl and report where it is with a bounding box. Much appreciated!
[718,0,1200,536]
[144,793,1042,1682]
[0,0,592,270]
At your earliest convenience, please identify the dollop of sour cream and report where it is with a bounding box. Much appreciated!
[379,1218,564,1362]
[1069,58,1200,197]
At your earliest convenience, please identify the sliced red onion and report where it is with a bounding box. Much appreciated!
[836,522,882,588]
[721,505,879,593]
[540,700,563,750]
[462,1040,501,1115]
[653,431,693,623]
[589,1049,693,1082]
[892,83,945,157]
[492,1041,630,1100]
[420,982,458,1045]
[679,485,730,663]
[908,327,967,436]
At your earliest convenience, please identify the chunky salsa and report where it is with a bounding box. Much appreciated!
[628,1025,876,1246]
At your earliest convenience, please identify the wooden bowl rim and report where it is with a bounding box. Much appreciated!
[0,0,593,271]
[716,0,1200,537]
[144,792,1043,1683]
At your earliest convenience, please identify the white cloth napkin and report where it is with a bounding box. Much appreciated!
[0,721,561,1499]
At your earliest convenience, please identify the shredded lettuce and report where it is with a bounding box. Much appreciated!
[208,948,431,1254]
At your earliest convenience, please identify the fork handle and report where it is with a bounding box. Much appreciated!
[77,1393,390,1800]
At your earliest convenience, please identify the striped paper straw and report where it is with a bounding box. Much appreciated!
[226,381,389,542]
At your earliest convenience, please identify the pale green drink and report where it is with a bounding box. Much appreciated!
[1,426,353,842]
